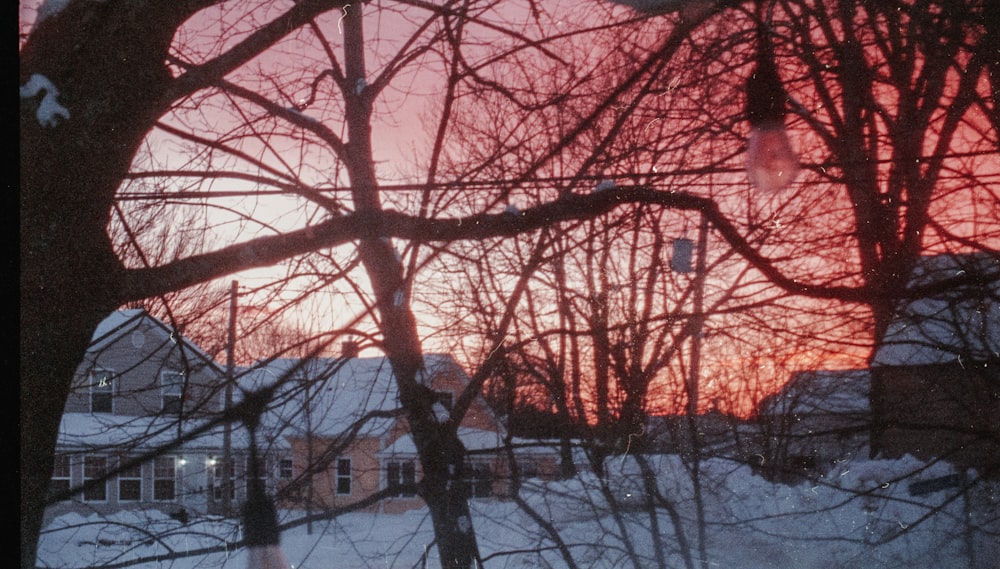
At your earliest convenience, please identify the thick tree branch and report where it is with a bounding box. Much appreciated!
[167,0,347,102]
[122,186,879,304]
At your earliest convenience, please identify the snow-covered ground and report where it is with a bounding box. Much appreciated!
[38,454,999,569]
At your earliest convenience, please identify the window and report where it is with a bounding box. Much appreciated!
[83,455,108,502]
[464,462,493,498]
[246,455,266,491]
[161,371,185,414]
[50,455,71,501]
[386,460,417,497]
[154,456,176,501]
[211,458,235,501]
[335,458,351,495]
[118,457,142,502]
[279,459,293,480]
[91,369,114,413]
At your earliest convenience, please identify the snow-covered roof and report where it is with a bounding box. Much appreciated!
[873,253,1000,367]
[240,354,476,441]
[89,309,145,351]
[378,427,507,456]
[56,412,278,453]
[88,309,222,373]
[757,369,871,418]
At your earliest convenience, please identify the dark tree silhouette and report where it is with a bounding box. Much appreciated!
[20,1,997,568]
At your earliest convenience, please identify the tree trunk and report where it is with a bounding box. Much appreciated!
[340,8,482,567]
[19,4,200,566]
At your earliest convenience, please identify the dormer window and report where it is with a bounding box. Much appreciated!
[161,370,185,415]
[91,369,114,413]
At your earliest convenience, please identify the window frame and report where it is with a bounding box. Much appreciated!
[279,458,294,480]
[83,455,108,502]
[464,461,493,499]
[90,368,115,413]
[434,390,454,411]
[386,460,417,497]
[334,457,351,496]
[211,457,236,502]
[118,456,143,502]
[50,454,72,501]
[160,370,186,415]
[153,456,176,501]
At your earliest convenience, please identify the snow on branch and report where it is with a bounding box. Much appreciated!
[20,74,70,128]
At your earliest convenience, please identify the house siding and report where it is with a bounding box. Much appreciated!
[65,315,223,417]
[871,362,1000,473]
[275,355,537,513]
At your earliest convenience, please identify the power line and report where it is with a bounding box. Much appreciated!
[115,169,736,201]
[114,150,1000,202]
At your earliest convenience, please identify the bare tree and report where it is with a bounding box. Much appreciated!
[20,1,997,568]
[19,2,728,566]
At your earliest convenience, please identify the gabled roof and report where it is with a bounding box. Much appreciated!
[873,253,1000,367]
[89,309,145,349]
[87,309,224,375]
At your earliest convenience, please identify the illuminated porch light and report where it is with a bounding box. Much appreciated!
[745,27,799,193]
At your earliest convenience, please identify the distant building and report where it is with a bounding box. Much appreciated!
[870,253,1000,474]
[645,409,750,459]
[49,310,560,524]
[752,369,871,481]
[247,355,561,514]
[752,253,1000,481]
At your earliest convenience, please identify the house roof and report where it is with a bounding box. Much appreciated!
[56,412,275,453]
[378,427,507,456]
[90,309,145,348]
[240,354,497,443]
[756,369,871,418]
[872,253,1000,367]
[88,309,224,375]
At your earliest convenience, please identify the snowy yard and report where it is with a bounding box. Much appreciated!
[38,455,999,569]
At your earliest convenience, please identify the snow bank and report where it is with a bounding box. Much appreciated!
[38,454,998,569]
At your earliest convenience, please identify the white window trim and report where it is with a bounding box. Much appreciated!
[386,459,417,498]
[279,458,294,480]
[335,457,352,496]
[83,455,108,502]
[50,455,72,501]
[464,461,493,499]
[153,456,177,502]
[160,370,185,413]
[212,457,237,502]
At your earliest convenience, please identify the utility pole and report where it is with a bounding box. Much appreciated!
[222,280,238,516]
[686,213,710,569]
[687,214,708,419]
